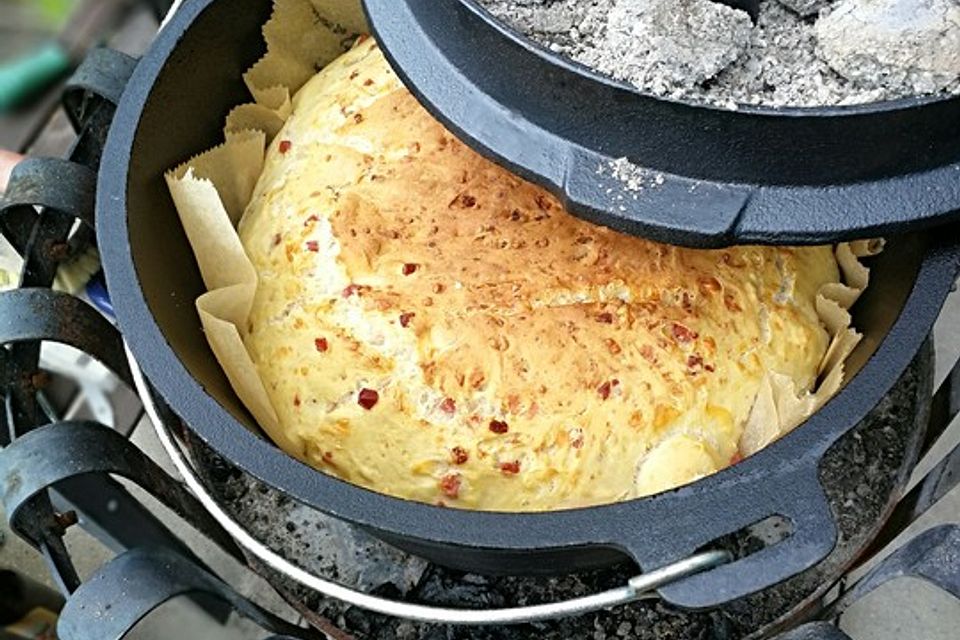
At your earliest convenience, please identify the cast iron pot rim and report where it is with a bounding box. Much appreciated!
[99,0,960,557]
[458,0,960,118]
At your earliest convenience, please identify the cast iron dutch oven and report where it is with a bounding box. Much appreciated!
[363,0,960,248]
[97,0,960,610]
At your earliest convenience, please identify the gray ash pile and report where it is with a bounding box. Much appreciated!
[476,0,960,108]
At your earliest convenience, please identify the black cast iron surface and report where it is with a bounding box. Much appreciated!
[4,4,959,637]
[189,342,932,640]
[362,0,960,248]
[97,0,960,610]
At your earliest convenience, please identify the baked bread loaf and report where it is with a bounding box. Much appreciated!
[238,38,840,511]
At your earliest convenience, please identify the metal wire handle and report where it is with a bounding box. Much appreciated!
[128,347,731,626]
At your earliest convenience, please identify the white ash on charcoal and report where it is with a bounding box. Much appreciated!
[477,0,960,108]
[190,343,932,640]
[580,0,753,95]
[816,0,960,96]
[778,0,835,17]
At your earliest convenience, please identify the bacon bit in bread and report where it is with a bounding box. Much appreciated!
[357,388,379,410]
[293,395,301,407]
[304,214,319,226]
[402,263,418,276]
[440,473,461,498]
[353,113,364,124]
[363,78,374,86]
[499,460,521,474]
[342,284,362,298]
[687,354,703,370]
[598,379,620,400]
[671,322,698,343]
[596,312,614,324]
[451,446,469,464]
[489,419,509,434]
[314,338,329,353]
[606,338,622,355]
[440,398,457,414]
[305,241,320,252]
[535,194,552,211]
[399,312,415,328]
[598,381,611,399]
[432,282,445,294]
[278,140,292,154]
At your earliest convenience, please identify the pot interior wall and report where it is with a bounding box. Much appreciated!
[122,0,924,480]
[125,0,273,434]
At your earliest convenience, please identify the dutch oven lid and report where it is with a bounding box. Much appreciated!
[362,0,960,249]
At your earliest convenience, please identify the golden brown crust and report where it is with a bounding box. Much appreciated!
[238,40,840,511]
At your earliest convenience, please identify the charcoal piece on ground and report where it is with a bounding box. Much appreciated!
[413,567,507,609]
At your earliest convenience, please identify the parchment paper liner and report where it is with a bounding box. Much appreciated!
[163,0,882,480]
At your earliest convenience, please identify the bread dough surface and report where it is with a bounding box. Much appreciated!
[238,40,840,511]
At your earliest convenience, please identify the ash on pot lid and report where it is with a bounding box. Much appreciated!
[599,157,666,193]
[477,0,960,109]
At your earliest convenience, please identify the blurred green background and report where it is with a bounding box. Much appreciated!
[0,0,76,60]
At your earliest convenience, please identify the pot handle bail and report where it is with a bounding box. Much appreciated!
[617,464,838,609]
